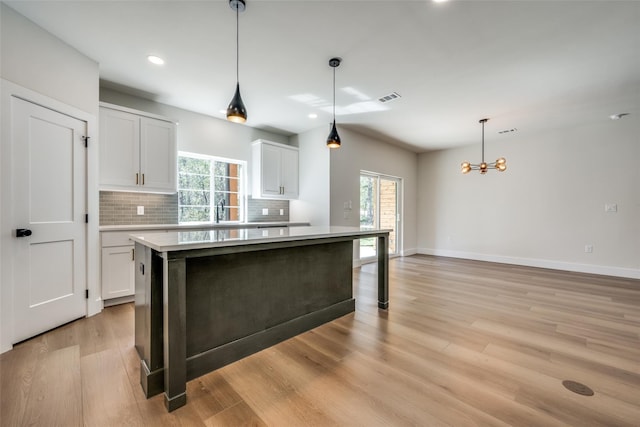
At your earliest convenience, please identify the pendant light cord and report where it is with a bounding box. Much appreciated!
[332,67,336,121]
[481,119,485,163]
[236,5,239,84]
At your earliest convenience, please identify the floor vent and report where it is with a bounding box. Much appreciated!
[562,380,594,396]
[378,92,402,103]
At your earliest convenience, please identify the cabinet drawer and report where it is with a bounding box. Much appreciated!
[101,231,135,247]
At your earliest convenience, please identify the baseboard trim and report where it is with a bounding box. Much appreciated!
[416,248,640,280]
[103,295,134,307]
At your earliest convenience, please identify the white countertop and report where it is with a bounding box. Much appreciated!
[99,221,310,232]
[129,226,390,252]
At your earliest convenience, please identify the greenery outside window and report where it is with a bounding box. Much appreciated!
[178,152,245,223]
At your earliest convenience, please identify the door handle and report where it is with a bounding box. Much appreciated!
[16,228,32,237]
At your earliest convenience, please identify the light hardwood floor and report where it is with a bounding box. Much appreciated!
[1,255,639,426]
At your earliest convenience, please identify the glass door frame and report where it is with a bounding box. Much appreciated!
[359,170,403,263]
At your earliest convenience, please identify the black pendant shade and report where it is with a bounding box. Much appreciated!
[326,120,341,148]
[227,83,247,123]
[327,57,342,148]
[226,0,247,124]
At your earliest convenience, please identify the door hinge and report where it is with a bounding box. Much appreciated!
[82,136,90,147]
[85,289,89,299]
[85,214,89,223]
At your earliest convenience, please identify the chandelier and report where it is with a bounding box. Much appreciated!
[461,118,506,174]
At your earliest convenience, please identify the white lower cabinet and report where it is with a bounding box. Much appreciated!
[101,231,136,301]
[101,245,135,300]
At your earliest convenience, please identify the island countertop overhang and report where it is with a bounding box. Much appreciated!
[129,225,390,253]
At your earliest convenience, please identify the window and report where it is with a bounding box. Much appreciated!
[178,152,245,223]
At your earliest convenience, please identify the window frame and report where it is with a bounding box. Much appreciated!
[177,151,247,224]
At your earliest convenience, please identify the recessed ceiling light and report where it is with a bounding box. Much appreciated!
[433,0,449,3]
[609,113,629,120]
[147,55,165,65]
[308,113,318,119]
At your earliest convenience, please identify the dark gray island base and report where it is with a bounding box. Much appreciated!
[131,226,389,412]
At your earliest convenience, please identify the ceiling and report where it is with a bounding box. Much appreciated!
[5,0,639,152]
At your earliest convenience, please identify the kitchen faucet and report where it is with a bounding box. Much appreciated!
[215,199,225,223]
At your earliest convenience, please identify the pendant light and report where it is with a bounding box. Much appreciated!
[461,118,507,174]
[326,57,342,148]
[226,0,247,123]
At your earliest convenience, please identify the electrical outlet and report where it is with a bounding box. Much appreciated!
[137,206,144,215]
[280,209,284,215]
[584,245,593,253]
[262,208,268,215]
[605,203,617,213]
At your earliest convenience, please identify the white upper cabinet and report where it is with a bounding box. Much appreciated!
[99,104,177,193]
[252,139,298,199]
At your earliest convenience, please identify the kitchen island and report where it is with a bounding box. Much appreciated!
[130,226,390,411]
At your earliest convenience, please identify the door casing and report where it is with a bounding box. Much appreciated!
[1,79,100,354]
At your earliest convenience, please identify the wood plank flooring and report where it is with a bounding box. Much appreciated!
[1,255,639,426]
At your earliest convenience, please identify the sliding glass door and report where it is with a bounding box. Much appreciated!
[359,172,401,261]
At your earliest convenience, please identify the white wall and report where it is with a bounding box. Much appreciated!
[289,127,331,226]
[1,4,100,353]
[1,4,99,116]
[417,116,640,279]
[329,126,419,256]
[99,88,290,198]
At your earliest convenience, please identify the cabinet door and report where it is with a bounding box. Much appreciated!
[280,147,298,198]
[260,143,283,197]
[99,108,140,190]
[101,246,135,299]
[140,117,177,193]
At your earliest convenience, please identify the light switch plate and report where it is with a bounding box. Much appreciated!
[280,209,284,215]
[137,206,144,215]
[605,203,617,213]
[262,208,269,215]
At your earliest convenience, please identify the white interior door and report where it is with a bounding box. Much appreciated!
[11,97,87,343]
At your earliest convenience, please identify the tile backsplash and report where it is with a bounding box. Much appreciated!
[100,192,289,225]
[246,197,289,222]
[100,191,178,225]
